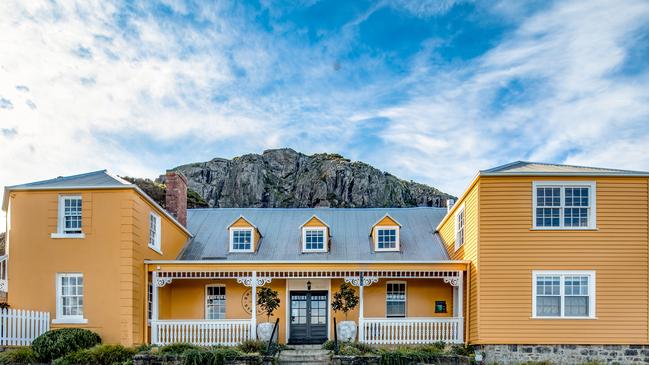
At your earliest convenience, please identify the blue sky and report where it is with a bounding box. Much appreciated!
[1,0,649,229]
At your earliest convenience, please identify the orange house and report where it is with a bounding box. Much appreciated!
[3,161,649,364]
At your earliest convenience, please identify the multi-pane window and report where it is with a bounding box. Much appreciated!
[230,229,253,251]
[376,228,398,250]
[206,285,226,319]
[149,213,161,251]
[303,228,325,251]
[59,196,82,234]
[533,182,595,229]
[533,271,595,318]
[56,273,84,321]
[386,282,406,317]
[455,206,465,250]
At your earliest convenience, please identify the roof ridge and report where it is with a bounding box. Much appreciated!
[8,169,111,188]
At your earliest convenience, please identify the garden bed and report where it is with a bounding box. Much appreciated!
[324,341,473,365]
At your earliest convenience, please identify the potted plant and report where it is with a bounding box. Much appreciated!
[332,282,359,342]
[256,287,280,341]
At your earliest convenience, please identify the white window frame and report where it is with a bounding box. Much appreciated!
[148,212,162,254]
[53,273,88,324]
[147,282,153,322]
[205,284,226,320]
[302,227,328,252]
[386,281,407,318]
[373,226,400,252]
[454,204,465,251]
[51,195,85,239]
[532,270,596,319]
[532,181,597,230]
[229,227,255,253]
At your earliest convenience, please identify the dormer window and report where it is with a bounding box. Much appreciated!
[300,215,330,253]
[227,216,260,253]
[303,227,326,252]
[371,214,401,252]
[375,227,399,250]
[230,228,254,252]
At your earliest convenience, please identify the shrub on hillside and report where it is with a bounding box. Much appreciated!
[53,344,135,365]
[32,328,101,362]
[0,347,37,364]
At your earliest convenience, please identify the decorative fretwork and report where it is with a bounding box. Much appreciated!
[236,277,272,287]
[0,279,7,292]
[344,276,379,287]
[154,270,461,280]
[154,277,173,287]
[443,277,460,287]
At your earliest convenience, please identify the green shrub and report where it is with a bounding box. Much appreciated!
[0,347,37,365]
[134,343,154,353]
[322,340,335,351]
[159,343,199,355]
[32,328,102,362]
[53,344,136,365]
[183,348,244,365]
[450,344,474,356]
[236,339,266,354]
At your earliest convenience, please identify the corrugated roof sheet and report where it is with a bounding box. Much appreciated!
[180,207,450,261]
[481,161,649,176]
[7,170,129,189]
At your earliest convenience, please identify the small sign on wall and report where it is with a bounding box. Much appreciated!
[435,300,447,313]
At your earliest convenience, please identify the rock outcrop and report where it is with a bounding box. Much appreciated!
[162,149,454,209]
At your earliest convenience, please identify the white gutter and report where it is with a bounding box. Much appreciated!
[144,259,471,265]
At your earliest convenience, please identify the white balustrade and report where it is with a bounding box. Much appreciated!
[0,308,50,346]
[151,319,252,346]
[360,317,463,345]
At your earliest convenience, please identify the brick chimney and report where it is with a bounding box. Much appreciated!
[165,171,187,226]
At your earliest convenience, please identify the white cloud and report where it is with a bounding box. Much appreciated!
[1,0,648,232]
[368,0,649,195]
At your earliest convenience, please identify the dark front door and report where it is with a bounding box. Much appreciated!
[289,291,328,344]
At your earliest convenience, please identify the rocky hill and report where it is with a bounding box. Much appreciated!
[161,149,454,209]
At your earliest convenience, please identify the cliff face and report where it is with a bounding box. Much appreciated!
[164,149,454,209]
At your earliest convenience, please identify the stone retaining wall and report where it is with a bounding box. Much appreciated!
[480,344,649,364]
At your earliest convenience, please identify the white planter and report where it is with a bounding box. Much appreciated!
[257,322,275,341]
[336,320,357,342]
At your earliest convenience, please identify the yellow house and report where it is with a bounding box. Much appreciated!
[1,170,466,347]
[3,161,649,364]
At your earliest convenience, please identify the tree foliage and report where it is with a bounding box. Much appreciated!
[331,282,359,320]
[257,287,280,322]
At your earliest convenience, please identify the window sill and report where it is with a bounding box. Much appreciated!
[374,248,400,252]
[229,250,254,253]
[531,316,597,320]
[52,318,88,324]
[51,233,85,239]
[530,227,598,231]
[302,249,328,253]
[148,245,163,255]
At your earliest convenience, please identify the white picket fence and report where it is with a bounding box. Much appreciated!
[151,319,252,346]
[360,317,463,345]
[0,308,50,346]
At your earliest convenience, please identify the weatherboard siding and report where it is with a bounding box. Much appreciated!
[477,176,649,344]
[438,182,479,343]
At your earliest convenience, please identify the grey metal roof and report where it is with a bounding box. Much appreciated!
[179,207,450,261]
[6,170,129,189]
[481,161,649,176]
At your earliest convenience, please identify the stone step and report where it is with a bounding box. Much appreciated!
[279,349,331,363]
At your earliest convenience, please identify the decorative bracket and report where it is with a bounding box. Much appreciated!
[236,277,272,287]
[0,279,7,292]
[154,277,173,287]
[442,277,460,287]
[344,276,379,287]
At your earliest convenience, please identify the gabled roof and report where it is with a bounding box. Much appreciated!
[300,215,330,229]
[178,208,450,262]
[227,215,259,230]
[481,161,649,177]
[2,170,192,237]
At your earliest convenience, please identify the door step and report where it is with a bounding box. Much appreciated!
[278,348,330,364]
